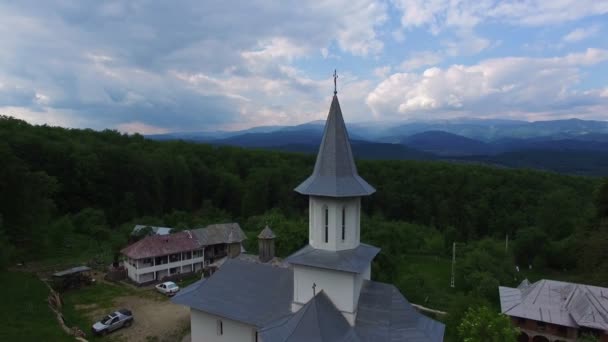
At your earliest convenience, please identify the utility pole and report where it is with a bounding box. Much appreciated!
[450,242,456,288]
[505,233,509,253]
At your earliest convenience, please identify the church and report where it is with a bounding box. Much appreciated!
[172,82,445,341]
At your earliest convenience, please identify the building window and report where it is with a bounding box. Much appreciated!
[324,206,329,243]
[341,206,346,241]
[217,320,223,335]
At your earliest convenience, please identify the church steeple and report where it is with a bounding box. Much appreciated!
[294,94,375,197]
[288,78,381,325]
[294,82,375,252]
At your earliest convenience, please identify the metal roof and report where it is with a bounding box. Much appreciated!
[192,223,247,246]
[258,225,277,239]
[121,231,199,259]
[171,259,294,327]
[294,95,375,198]
[132,225,173,236]
[174,259,444,341]
[286,243,380,274]
[355,281,445,342]
[52,266,92,277]
[260,291,360,342]
[499,279,608,330]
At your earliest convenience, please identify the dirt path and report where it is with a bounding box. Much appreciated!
[87,295,190,342]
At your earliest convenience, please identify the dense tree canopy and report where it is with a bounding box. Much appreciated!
[457,306,518,342]
[3,116,608,339]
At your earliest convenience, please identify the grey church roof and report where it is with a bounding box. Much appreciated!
[260,291,361,342]
[172,259,293,327]
[173,258,444,341]
[294,95,375,197]
[355,281,445,342]
[499,279,608,330]
[286,243,380,274]
[258,225,276,239]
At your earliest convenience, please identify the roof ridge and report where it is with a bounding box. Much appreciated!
[282,291,321,341]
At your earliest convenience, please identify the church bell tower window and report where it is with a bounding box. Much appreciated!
[341,206,346,241]
[324,206,329,243]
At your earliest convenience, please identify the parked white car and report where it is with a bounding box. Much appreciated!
[155,281,180,296]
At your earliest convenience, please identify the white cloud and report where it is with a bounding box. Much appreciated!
[331,0,388,56]
[374,66,392,78]
[563,25,601,43]
[400,51,442,71]
[0,0,388,131]
[367,48,608,120]
[392,0,608,32]
[443,31,491,56]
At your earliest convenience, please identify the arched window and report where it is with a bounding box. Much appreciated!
[324,206,329,243]
[341,206,346,240]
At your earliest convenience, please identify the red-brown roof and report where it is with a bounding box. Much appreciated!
[121,231,199,259]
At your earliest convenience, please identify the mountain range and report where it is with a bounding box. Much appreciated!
[147,118,608,176]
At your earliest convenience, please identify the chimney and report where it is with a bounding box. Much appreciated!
[258,225,276,263]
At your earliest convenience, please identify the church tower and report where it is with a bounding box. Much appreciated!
[287,73,380,325]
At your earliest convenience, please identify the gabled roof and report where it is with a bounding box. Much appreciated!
[172,259,293,327]
[260,291,360,342]
[173,259,444,341]
[355,281,445,342]
[286,243,380,274]
[499,279,608,330]
[258,225,276,239]
[294,95,375,198]
[192,223,247,246]
[121,231,199,259]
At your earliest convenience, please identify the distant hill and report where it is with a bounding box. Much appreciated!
[143,117,608,176]
[261,140,436,161]
[147,117,608,144]
[400,131,492,156]
[212,129,323,147]
[461,150,608,176]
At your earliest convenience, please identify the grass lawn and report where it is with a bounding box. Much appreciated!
[175,273,203,288]
[0,271,72,341]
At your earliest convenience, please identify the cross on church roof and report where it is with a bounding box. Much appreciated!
[333,69,338,95]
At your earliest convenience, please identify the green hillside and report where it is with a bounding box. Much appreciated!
[2,115,608,340]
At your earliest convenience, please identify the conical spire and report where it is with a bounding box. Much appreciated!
[295,94,375,197]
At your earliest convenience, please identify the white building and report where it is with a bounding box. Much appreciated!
[121,223,246,285]
[173,88,445,341]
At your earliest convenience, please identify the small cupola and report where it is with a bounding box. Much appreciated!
[258,225,276,263]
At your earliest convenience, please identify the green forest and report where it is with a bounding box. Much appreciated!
[2,115,608,339]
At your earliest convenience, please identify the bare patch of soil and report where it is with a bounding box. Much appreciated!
[113,296,189,341]
[81,295,189,342]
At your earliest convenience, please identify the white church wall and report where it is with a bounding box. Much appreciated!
[309,196,360,251]
[190,309,257,342]
[293,264,357,314]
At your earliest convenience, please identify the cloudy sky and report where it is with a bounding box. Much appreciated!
[1,1,607,133]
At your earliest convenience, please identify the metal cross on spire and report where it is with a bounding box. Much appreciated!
[312,282,317,296]
[333,69,338,95]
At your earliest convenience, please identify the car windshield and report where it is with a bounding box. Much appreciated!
[101,315,113,325]
[167,283,177,289]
